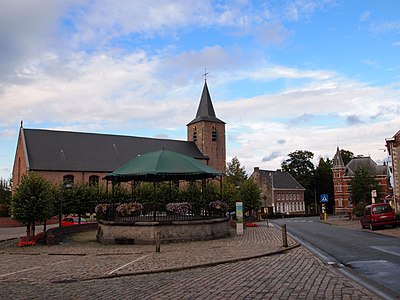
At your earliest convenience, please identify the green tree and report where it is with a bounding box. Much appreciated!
[282,150,315,210]
[350,167,380,206]
[11,172,55,241]
[224,157,261,217]
[315,158,334,213]
[340,149,354,166]
[225,156,247,187]
[240,179,261,213]
[0,178,11,217]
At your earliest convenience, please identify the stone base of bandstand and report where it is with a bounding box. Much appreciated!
[97,217,230,244]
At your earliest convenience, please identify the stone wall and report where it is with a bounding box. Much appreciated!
[97,218,230,245]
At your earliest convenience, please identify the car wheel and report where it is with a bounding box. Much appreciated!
[392,224,397,229]
[369,223,375,231]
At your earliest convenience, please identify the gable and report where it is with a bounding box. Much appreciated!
[23,129,205,172]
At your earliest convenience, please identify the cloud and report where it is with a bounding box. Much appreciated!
[0,1,70,83]
[359,11,371,22]
[277,139,287,145]
[289,113,315,126]
[370,21,400,34]
[262,151,282,162]
[346,115,363,125]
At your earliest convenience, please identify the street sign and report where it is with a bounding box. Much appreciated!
[320,194,328,203]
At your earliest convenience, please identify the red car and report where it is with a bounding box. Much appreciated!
[360,203,397,230]
[61,216,87,227]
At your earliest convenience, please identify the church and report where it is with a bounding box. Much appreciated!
[12,81,226,190]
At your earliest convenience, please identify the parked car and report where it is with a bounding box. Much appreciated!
[61,216,87,227]
[360,203,397,230]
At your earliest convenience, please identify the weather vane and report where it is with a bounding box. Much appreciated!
[203,68,209,81]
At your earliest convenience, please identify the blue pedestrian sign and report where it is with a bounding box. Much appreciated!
[320,194,328,203]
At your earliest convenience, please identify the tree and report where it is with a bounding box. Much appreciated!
[0,178,11,217]
[350,167,380,206]
[340,149,354,166]
[11,172,55,241]
[315,158,334,213]
[225,156,247,187]
[224,157,261,217]
[282,150,315,210]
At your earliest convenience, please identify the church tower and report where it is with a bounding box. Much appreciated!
[187,81,226,174]
[332,147,347,213]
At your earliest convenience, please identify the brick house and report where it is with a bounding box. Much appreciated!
[332,147,390,214]
[12,81,226,191]
[250,167,305,215]
[386,130,400,213]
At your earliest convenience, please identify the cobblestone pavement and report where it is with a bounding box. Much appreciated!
[0,223,382,299]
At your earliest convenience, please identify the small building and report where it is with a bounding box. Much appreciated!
[12,81,226,190]
[250,167,305,215]
[332,147,390,214]
[386,130,400,213]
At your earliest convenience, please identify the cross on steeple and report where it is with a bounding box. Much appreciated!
[203,68,209,81]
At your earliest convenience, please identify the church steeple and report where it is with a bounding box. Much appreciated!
[187,81,226,174]
[333,147,345,167]
[187,81,225,126]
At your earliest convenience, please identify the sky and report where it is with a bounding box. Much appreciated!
[1,0,400,179]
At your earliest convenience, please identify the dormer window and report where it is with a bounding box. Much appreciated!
[192,126,197,142]
[212,126,217,141]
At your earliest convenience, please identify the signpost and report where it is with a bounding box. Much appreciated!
[320,194,328,220]
[236,201,243,235]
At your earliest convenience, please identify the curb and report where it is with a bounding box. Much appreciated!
[52,242,301,283]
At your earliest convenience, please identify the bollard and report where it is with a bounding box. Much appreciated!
[156,231,161,253]
[282,224,288,247]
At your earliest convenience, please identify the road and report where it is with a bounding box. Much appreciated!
[273,217,400,299]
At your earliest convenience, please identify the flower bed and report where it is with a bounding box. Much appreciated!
[18,232,45,247]
[244,222,257,227]
[165,202,192,215]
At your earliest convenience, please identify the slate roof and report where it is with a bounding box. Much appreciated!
[187,81,225,125]
[345,156,387,176]
[258,169,305,190]
[22,128,205,172]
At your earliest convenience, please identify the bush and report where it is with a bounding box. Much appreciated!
[352,202,367,217]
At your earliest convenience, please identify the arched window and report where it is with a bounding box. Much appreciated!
[212,125,217,141]
[192,126,197,142]
[89,175,99,186]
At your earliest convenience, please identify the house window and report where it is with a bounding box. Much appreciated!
[193,126,197,142]
[337,184,342,192]
[338,198,343,207]
[89,175,99,186]
[277,193,280,201]
[212,125,217,141]
[63,175,74,185]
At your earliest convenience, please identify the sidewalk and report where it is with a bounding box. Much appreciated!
[0,223,382,299]
[321,215,400,238]
[0,224,298,281]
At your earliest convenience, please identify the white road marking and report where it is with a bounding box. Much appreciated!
[0,266,41,277]
[371,246,400,257]
[107,254,151,275]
